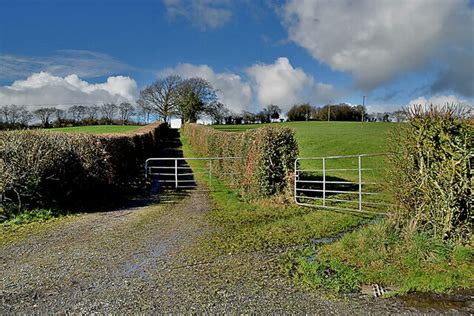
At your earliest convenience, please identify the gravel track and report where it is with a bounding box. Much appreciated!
[1,189,472,314]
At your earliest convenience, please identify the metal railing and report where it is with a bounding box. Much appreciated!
[294,154,390,214]
[145,157,242,190]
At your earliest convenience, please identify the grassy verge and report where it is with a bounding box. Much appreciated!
[1,208,57,226]
[180,133,372,252]
[0,212,78,246]
[283,221,473,294]
[47,125,142,134]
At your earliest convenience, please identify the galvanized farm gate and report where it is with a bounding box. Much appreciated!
[294,154,391,214]
[145,157,242,191]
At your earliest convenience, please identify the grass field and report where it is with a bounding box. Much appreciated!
[48,125,142,134]
[212,121,395,157]
[213,121,397,211]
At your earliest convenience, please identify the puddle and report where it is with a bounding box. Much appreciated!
[399,289,474,311]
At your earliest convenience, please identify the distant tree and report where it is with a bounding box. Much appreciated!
[136,99,154,124]
[287,103,313,121]
[17,107,32,126]
[137,75,182,124]
[242,111,257,124]
[54,108,67,125]
[68,105,87,122]
[0,105,31,127]
[393,110,406,122]
[100,103,118,124]
[34,107,56,127]
[85,105,100,120]
[256,110,270,123]
[205,101,229,124]
[118,102,135,125]
[177,77,217,123]
[266,104,281,122]
[233,114,243,125]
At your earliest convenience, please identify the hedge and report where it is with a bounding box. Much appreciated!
[0,123,168,216]
[387,105,472,242]
[181,123,298,198]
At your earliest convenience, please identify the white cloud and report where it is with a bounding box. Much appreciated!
[246,57,337,111]
[409,95,471,107]
[164,0,232,31]
[0,72,138,107]
[0,50,132,80]
[283,0,473,95]
[159,63,252,113]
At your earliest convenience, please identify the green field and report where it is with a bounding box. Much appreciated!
[213,121,397,212]
[48,125,142,134]
[213,121,396,179]
[212,121,395,157]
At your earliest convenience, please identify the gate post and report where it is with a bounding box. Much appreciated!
[294,158,298,204]
[358,155,362,211]
[322,158,326,207]
[175,159,178,188]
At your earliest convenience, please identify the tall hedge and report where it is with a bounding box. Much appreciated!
[0,123,168,215]
[181,123,298,198]
[387,105,472,241]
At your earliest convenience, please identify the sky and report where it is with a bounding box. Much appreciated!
[0,0,473,115]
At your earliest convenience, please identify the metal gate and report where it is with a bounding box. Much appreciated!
[145,157,242,191]
[294,154,391,214]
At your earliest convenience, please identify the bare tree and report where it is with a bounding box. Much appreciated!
[137,75,182,124]
[54,108,67,125]
[34,107,56,127]
[136,99,154,124]
[68,105,87,122]
[100,103,118,123]
[205,101,228,125]
[85,105,100,120]
[0,105,31,126]
[118,102,135,125]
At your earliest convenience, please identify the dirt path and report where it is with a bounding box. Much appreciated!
[1,189,472,313]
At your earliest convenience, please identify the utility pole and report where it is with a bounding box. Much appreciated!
[362,96,366,122]
[327,104,331,122]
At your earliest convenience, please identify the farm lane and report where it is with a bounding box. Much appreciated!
[1,189,468,313]
[0,189,408,313]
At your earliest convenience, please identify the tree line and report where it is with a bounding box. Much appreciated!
[1,74,406,130]
[0,102,141,129]
[287,103,366,121]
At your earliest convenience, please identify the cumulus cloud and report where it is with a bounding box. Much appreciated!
[283,0,473,95]
[0,72,138,107]
[408,94,472,107]
[159,63,252,113]
[0,50,133,81]
[164,0,232,31]
[246,57,337,111]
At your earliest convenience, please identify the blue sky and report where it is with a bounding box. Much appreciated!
[0,0,473,114]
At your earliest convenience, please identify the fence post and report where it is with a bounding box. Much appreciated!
[322,158,326,207]
[358,155,362,211]
[175,159,178,189]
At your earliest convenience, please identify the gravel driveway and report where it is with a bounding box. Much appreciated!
[1,189,471,314]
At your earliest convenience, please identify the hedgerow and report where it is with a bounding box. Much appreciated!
[0,123,168,216]
[181,123,298,198]
[387,105,472,242]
